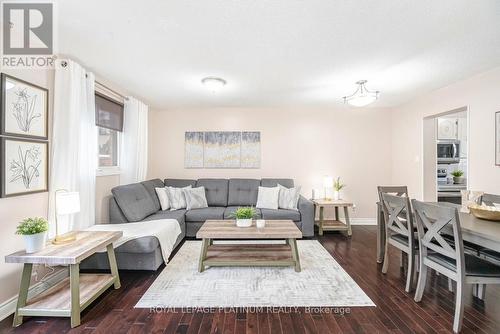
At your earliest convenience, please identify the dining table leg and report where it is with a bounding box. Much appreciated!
[376,204,385,263]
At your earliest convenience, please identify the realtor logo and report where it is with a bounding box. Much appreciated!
[1,2,55,68]
[3,2,53,54]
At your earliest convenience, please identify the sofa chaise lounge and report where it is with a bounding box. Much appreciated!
[81,178,314,270]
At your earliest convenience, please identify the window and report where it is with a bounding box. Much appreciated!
[95,93,124,174]
[98,127,119,167]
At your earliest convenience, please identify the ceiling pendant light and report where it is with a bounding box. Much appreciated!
[201,77,226,92]
[343,80,379,107]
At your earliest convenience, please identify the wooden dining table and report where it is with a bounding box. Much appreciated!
[376,201,500,263]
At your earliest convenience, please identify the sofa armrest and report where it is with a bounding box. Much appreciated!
[298,195,314,237]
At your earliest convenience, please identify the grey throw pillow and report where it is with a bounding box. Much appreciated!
[166,185,192,210]
[278,184,301,210]
[183,186,208,210]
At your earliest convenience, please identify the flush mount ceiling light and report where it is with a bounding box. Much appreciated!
[343,80,379,107]
[201,76,226,92]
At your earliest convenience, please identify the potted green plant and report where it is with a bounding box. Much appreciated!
[16,217,49,253]
[451,170,465,184]
[333,177,346,200]
[231,207,257,227]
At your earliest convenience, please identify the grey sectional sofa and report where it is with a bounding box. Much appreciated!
[81,178,314,271]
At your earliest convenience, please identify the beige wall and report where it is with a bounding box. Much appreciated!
[96,174,120,223]
[391,66,500,198]
[0,68,54,304]
[148,107,393,219]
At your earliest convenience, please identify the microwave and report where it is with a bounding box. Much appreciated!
[437,139,460,163]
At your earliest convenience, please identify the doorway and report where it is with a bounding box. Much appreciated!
[423,106,469,204]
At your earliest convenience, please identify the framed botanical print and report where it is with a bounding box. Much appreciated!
[496,111,500,166]
[0,138,48,197]
[1,73,49,140]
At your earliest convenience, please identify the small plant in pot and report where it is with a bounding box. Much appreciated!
[232,207,257,227]
[333,177,346,200]
[16,217,49,253]
[451,170,465,184]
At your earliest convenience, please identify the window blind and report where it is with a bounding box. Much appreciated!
[95,92,124,132]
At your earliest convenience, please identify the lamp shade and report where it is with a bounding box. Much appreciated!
[323,176,334,188]
[56,191,81,215]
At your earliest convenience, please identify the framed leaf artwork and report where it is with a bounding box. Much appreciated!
[1,73,49,140]
[0,138,48,197]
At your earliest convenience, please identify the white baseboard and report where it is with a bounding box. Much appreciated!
[0,268,68,322]
[350,218,376,226]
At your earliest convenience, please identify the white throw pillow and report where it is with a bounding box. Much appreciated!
[183,186,208,210]
[256,186,280,210]
[155,187,170,211]
[278,184,301,211]
[166,185,192,210]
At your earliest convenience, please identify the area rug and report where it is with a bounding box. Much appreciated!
[135,240,374,308]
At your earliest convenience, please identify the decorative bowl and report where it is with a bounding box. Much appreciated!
[468,204,500,221]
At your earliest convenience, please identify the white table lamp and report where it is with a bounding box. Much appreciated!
[53,190,80,244]
[323,176,333,200]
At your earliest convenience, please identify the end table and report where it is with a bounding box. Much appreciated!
[313,199,353,236]
[5,231,122,328]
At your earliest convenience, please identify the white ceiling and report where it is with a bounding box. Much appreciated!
[57,0,500,109]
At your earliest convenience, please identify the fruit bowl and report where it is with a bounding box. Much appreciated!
[468,204,500,221]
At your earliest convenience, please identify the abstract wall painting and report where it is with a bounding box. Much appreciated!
[241,131,261,168]
[0,138,48,197]
[204,131,241,168]
[1,73,49,140]
[184,131,261,169]
[185,132,204,168]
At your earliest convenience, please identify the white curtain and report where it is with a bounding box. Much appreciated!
[48,59,97,237]
[120,97,148,184]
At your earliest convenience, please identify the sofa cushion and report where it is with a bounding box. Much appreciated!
[112,183,157,222]
[256,186,280,209]
[278,184,301,210]
[155,187,170,210]
[261,178,294,188]
[196,179,229,206]
[186,207,225,222]
[224,206,262,219]
[143,209,186,223]
[115,236,159,254]
[166,185,192,210]
[164,179,197,188]
[140,179,165,211]
[260,208,301,222]
[184,187,208,210]
[228,178,261,206]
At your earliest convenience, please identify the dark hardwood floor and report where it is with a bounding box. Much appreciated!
[1,226,499,334]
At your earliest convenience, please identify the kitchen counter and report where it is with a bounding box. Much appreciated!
[438,184,467,191]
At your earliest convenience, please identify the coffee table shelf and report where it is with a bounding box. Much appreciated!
[204,244,296,267]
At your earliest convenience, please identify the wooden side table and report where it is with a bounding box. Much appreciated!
[313,199,353,236]
[5,231,122,328]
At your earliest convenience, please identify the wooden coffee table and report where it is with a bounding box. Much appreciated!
[196,220,302,272]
